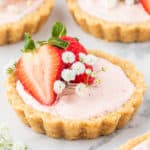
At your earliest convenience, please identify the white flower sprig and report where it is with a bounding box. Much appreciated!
[54,52,100,98]
[79,53,97,66]
[0,124,30,150]
[71,62,85,75]
[79,53,86,62]
[53,80,66,94]
[85,69,92,75]
[61,69,76,82]
[84,54,98,66]
[75,83,88,97]
[62,51,75,64]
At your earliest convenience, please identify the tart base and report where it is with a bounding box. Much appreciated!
[67,0,150,43]
[119,132,150,150]
[5,50,146,140]
[0,0,54,45]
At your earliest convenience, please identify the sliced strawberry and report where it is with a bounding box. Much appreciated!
[61,36,87,60]
[140,0,150,14]
[73,65,95,85]
[16,45,64,106]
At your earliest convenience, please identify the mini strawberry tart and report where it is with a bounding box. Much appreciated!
[0,0,54,45]
[119,132,150,150]
[67,0,150,42]
[5,22,146,140]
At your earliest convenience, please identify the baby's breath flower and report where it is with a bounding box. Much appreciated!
[71,62,85,75]
[53,80,66,94]
[91,71,97,78]
[12,142,28,150]
[0,124,11,142]
[79,53,86,62]
[95,79,101,85]
[84,54,97,66]
[0,124,12,150]
[101,66,107,72]
[75,83,88,97]
[0,124,30,150]
[62,51,75,64]
[61,69,76,82]
[85,69,92,75]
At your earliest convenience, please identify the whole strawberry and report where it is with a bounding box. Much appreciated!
[61,36,87,60]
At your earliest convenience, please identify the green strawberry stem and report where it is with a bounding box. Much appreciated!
[22,22,69,52]
[21,33,36,53]
[48,37,69,49]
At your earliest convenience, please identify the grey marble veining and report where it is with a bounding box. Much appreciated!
[0,0,150,150]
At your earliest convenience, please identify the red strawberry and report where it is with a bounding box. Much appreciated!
[61,36,87,60]
[141,0,150,14]
[73,65,95,85]
[16,45,64,106]
[60,36,95,84]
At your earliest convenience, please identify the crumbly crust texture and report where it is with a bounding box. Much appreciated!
[0,0,54,45]
[5,50,146,140]
[67,0,150,43]
[119,132,150,150]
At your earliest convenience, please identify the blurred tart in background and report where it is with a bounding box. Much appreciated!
[67,0,150,42]
[0,0,54,45]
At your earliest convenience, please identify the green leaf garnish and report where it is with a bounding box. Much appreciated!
[48,37,69,49]
[21,33,36,53]
[51,22,67,38]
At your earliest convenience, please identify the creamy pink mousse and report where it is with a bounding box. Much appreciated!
[16,57,134,120]
[132,137,150,150]
[0,0,44,25]
[78,0,150,24]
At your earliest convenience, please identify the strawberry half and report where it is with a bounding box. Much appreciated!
[16,45,64,106]
[61,36,87,60]
[140,0,150,14]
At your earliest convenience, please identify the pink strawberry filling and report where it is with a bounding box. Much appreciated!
[16,57,134,120]
[0,0,44,25]
[78,0,150,24]
[132,137,150,150]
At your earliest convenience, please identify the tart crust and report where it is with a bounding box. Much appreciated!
[67,0,150,43]
[0,0,54,45]
[119,132,150,150]
[5,50,146,140]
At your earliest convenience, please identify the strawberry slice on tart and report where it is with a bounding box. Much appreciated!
[16,44,64,106]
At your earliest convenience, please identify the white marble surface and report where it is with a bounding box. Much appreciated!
[0,0,150,150]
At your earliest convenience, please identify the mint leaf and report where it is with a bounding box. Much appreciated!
[21,33,36,53]
[51,22,67,38]
[48,37,69,49]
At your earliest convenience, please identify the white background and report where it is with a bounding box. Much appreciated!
[0,0,150,150]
